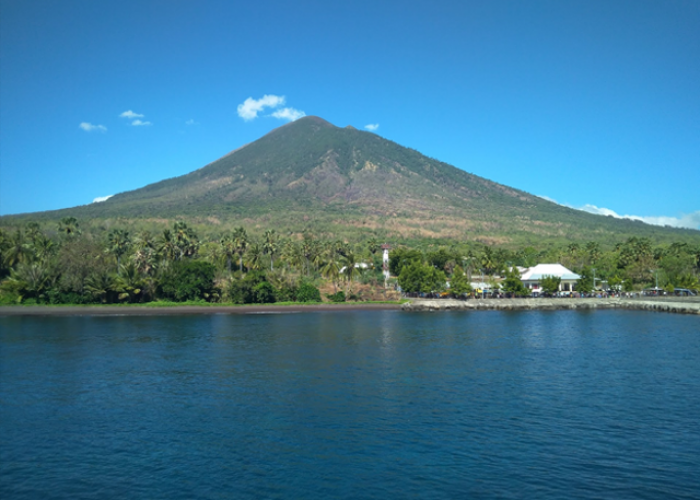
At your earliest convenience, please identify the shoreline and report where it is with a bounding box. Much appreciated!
[0,302,403,317]
[2,298,699,317]
[402,298,700,315]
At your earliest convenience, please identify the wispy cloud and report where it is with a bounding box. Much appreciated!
[237,94,305,121]
[120,110,144,119]
[131,119,152,126]
[364,123,379,131]
[92,195,113,203]
[271,107,305,122]
[79,122,107,132]
[538,196,700,230]
[237,95,286,121]
[579,204,700,230]
[185,119,198,125]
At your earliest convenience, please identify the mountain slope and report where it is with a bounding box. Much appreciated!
[3,116,699,245]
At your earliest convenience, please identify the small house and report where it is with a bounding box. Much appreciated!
[520,263,580,294]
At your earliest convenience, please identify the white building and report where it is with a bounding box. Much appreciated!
[520,264,580,294]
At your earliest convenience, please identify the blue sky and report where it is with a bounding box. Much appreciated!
[1,0,698,229]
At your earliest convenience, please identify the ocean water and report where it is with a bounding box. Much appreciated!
[1,310,699,500]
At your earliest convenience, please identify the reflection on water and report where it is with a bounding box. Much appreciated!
[1,310,699,500]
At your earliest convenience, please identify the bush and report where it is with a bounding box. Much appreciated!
[326,291,346,303]
[160,260,217,302]
[228,271,279,304]
[276,282,298,302]
[253,281,277,304]
[297,282,321,302]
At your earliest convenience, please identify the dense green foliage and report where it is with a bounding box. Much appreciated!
[326,291,346,303]
[297,282,322,303]
[539,275,562,296]
[500,267,529,297]
[449,266,472,296]
[0,217,698,306]
[160,260,217,301]
[398,261,447,294]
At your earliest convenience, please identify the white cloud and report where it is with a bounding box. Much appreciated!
[538,195,700,230]
[237,95,286,121]
[131,119,152,126]
[185,119,198,125]
[92,195,113,203]
[271,107,306,122]
[579,204,700,229]
[364,123,379,131]
[120,110,144,119]
[79,122,107,132]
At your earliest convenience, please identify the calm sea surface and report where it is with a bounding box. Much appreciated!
[1,310,699,500]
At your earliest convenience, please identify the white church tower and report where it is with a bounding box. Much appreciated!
[381,244,391,284]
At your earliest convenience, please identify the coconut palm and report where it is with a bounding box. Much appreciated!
[84,271,116,304]
[131,245,158,276]
[2,229,34,268]
[173,221,199,259]
[107,229,131,273]
[114,262,144,303]
[340,250,359,293]
[263,230,279,271]
[158,229,179,264]
[219,233,237,274]
[320,250,341,293]
[233,227,248,272]
[0,262,54,303]
[245,241,263,271]
[367,237,379,256]
[58,217,81,239]
[280,239,301,273]
[585,241,601,265]
[32,234,56,264]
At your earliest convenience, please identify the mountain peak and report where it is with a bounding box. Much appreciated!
[292,115,334,127]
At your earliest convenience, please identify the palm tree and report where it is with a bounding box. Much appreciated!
[84,271,116,304]
[301,233,314,275]
[220,233,237,274]
[233,227,248,272]
[0,262,54,303]
[114,262,144,303]
[567,243,580,268]
[263,230,279,271]
[24,222,41,240]
[32,234,56,264]
[367,237,379,256]
[107,229,131,273]
[480,246,496,276]
[131,245,158,276]
[173,221,198,259]
[340,250,359,294]
[585,241,601,265]
[2,229,34,268]
[58,217,81,239]
[245,241,263,271]
[320,250,341,293]
[280,239,301,273]
[158,229,179,264]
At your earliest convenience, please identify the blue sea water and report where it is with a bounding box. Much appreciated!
[1,310,699,500]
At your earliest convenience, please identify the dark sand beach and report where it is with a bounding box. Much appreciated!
[0,303,402,317]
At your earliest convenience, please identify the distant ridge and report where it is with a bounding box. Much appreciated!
[2,116,698,245]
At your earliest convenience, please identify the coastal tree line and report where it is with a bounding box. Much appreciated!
[1,217,699,305]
